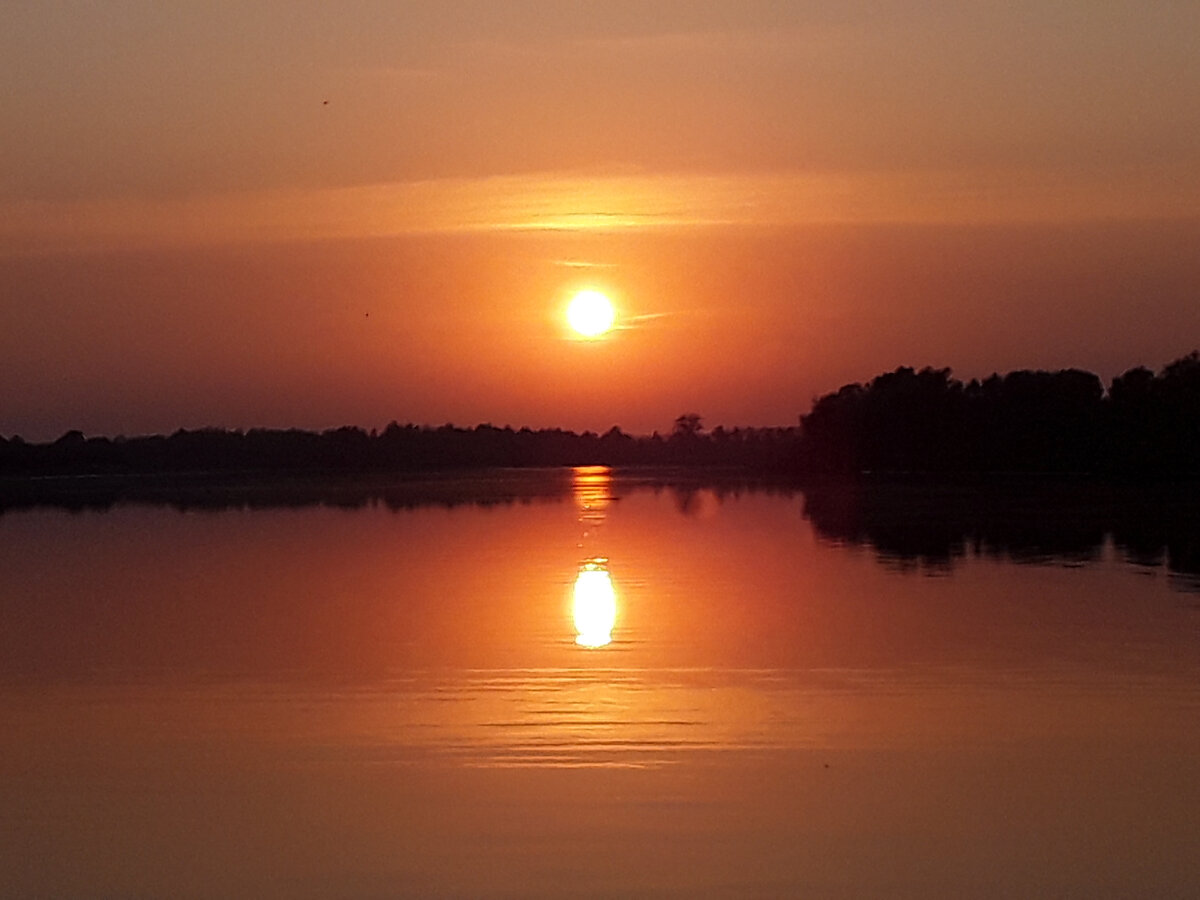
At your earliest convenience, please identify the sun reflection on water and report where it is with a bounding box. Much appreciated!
[573,465,611,523]
[571,467,617,648]
[573,558,617,648]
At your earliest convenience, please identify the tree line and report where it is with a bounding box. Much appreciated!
[0,418,798,476]
[1,351,1197,479]
[797,351,1200,477]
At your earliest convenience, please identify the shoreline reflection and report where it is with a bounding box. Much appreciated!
[802,482,1200,590]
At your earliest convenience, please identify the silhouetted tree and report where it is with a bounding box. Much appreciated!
[2,352,1196,480]
[672,413,703,439]
[797,355,1192,478]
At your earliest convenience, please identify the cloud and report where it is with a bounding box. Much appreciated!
[6,166,1200,256]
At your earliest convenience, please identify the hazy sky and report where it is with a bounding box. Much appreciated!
[2,1,1199,439]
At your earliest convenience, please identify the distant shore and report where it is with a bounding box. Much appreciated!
[4,352,1197,482]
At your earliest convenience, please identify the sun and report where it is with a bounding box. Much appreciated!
[566,289,616,338]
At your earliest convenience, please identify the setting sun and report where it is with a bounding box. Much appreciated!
[566,289,616,338]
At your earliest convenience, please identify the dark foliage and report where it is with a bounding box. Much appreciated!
[0,420,798,477]
[2,352,1197,480]
[798,352,1200,478]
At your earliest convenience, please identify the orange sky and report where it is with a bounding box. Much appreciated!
[2,1,1199,439]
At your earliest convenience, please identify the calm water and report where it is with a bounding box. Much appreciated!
[2,469,1199,898]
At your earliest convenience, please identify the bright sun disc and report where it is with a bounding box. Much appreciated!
[566,290,616,338]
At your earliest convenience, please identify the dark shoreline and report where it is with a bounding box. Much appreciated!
[5,353,1198,481]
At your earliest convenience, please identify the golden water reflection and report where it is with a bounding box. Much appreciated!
[571,467,617,647]
[573,464,612,523]
[573,558,617,648]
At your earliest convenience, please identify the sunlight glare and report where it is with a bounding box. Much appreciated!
[573,559,617,648]
[566,290,616,338]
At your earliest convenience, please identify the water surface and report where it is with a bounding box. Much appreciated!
[2,469,1198,898]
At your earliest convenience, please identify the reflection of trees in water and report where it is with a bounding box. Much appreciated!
[0,471,578,516]
[672,487,722,518]
[0,468,794,518]
[802,483,1200,589]
[661,477,801,517]
[9,470,1199,592]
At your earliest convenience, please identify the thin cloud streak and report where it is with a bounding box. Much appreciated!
[4,168,1196,256]
[551,259,620,269]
